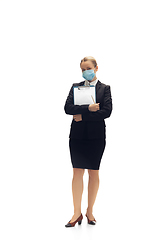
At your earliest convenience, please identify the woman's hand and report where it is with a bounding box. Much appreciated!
[88,103,100,112]
[73,114,82,122]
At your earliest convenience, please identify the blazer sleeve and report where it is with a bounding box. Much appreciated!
[64,84,90,115]
[82,85,112,121]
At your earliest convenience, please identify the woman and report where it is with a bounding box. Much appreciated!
[64,56,112,227]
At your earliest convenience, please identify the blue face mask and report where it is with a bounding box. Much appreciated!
[82,69,95,81]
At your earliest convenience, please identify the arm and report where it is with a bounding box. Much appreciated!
[82,85,112,121]
[64,84,90,115]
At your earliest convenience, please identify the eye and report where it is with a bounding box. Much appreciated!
[87,68,91,70]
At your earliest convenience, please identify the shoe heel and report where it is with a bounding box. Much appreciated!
[78,220,82,225]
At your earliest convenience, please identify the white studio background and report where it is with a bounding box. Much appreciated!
[0,0,160,239]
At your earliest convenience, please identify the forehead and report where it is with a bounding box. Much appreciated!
[80,60,94,69]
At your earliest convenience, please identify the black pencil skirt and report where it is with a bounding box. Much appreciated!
[69,138,106,170]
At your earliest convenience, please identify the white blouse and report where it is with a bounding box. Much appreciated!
[84,78,98,86]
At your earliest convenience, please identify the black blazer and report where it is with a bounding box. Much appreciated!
[64,80,112,139]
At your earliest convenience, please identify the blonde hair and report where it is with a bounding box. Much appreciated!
[80,56,97,68]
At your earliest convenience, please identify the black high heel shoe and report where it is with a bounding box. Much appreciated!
[85,214,96,225]
[65,214,83,227]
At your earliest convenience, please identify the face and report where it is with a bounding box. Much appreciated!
[80,60,98,74]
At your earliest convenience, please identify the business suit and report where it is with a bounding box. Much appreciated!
[64,80,112,170]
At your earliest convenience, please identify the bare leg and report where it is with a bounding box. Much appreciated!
[70,168,85,223]
[86,169,99,220]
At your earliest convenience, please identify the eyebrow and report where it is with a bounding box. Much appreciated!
[82,67,91,70]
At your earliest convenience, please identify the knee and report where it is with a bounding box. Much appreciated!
[73,168,85,179]
[88,169,99,180]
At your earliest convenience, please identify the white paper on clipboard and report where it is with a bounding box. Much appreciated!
[73,86,96,105]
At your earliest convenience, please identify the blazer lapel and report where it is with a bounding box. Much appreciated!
[96,80,101,94]
[79,81,85,86]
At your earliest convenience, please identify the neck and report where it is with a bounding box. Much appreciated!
[89,76,97,82]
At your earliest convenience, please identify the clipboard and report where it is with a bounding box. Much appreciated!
[73,85,96,105]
